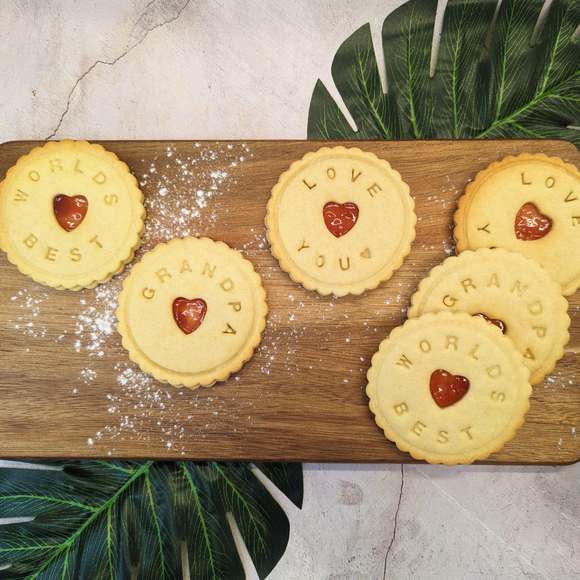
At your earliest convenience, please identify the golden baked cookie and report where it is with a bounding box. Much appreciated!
[408,248,570,385]
[265,146,416,296]
[454,153,580,296]
[366,311,532,465]
[116,236,268,389]
[0,140,145,290]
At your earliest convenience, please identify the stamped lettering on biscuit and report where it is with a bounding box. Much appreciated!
[220,278,234,291]
[89,235,103,249]
[461,427,474,440]
[366,311,532,465]
[454,153,580,295]
[14,189,29,202]
[0,140,145,289]
[266,146,416,296]
[116,237,268,390]
[408,248,570,386]
[93,171,107,185]
[411,421,426,437]
[23,233,38,248]
[491,391,506,403]
[396,354,413,368]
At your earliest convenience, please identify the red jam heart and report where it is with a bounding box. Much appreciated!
[430,369,470,408]
[472,312,507,334]
[323,202,359,238]
[515,202,552,240]
[173,298,207,335]
[53,194,88,232]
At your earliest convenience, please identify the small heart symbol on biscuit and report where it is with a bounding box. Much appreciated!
[173,298,207,335]
[323,202,359,238]
[430,369,470,408]
[53,194,88,232]
[515,202,552,240]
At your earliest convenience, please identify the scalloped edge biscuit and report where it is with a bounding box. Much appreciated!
[408,248,570,385]
[116,236,268,389]
[265,146,416,296]
[366,311,532,465]
[0,140,145,290]
[454,152,580,296]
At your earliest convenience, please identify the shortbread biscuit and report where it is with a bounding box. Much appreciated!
[408,248,570,385]
[0,140,145,290]
[454,153,580,295]
[116,236,268,389]
[366,311,531,465]
[265,146,416,296]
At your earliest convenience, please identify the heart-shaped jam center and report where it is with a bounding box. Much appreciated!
[515,202,552,240]
[472,312,507,334]
[173,298,207,335]
[53,194,88,232]
[323,202,359,238]
[430,369,470,408]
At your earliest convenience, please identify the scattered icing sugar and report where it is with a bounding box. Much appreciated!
[72,284,119,359]
[8,289,52,338]
[80,142,256,452]
[5,143,578,456]
[137,142,253,246]
[5,142,258,455]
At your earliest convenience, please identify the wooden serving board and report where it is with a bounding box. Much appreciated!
[0,139,579,464]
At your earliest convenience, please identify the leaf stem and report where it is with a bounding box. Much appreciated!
[213,463,268,558]
[179,463,217,580]
[144,470,166,576]
[0,494,100,513]
[477,66,580,138]
[353,46,390,138]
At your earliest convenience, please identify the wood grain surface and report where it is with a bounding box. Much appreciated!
[0,139,579,464]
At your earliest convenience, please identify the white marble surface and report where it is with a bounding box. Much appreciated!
[1,1,579,578]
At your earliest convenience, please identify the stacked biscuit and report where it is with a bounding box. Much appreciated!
[0,140,145,290]
[266,149,577,465]
[1,142,578,465]
[367,153,577,465]
[0,140,268,390]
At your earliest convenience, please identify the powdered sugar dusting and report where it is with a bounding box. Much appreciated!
[4,142,579,458]
[137,142,253,246]
[9,289,52,339]
[73,285,119,362]
[85,142,255,452]
[7,142,258,455]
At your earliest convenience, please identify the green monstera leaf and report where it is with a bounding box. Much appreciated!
[0,460,302,579]
[308,0,580,144]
